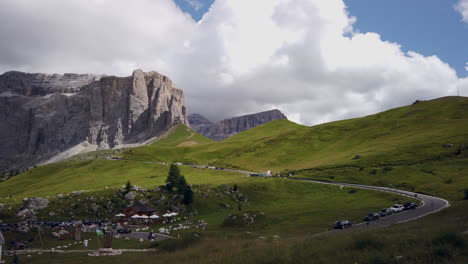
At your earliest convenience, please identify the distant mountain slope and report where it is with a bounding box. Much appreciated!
[128,96,468,171]
[188,109,287,141]
[0,69,188,174]
[150,125,213,147]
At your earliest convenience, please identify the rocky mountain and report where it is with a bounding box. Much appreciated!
[0,69,188,174]
[188,109,287,141]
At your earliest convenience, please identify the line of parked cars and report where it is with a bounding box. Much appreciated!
[333,202,417,229]
[365,202,417,222]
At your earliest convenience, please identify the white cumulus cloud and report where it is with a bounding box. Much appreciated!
[0,0,466,125]
[455,0,468,23]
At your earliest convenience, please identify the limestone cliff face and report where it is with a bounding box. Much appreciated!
[0,69,188,173]
[188,109,287,141]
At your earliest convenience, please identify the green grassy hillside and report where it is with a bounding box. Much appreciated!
[0,159,246,199]
[1,96,467,263]
[3,96,467,201]
[126,97,468,171]
[122,97,468,199]
[151,125,213,147]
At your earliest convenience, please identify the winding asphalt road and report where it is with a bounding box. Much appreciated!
[287,177,450,236]
[105,157,451,235]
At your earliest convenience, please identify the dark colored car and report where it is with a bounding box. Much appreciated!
[403,202,417,210]
[334,220,353,229]
[364,213,380,222]
[379,208,392,217]
[117,227,132,234]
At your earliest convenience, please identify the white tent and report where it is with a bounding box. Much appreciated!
[115,213,126,217]
[150,214,159,219]
[140,215,149,219]
[162,213,171,217]
[131,214,141,219]
[170,212,178,217]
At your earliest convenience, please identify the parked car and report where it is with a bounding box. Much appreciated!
[390,204,404,213]
[379,208,393,217]
[364,213,380,222]
[403,202,417,210]
[334,220,353,229]
[117,227,132,234]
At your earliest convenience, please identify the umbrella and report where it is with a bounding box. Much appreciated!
[115,213,126,217]
[150,215,159,219]
[131,214,141,219]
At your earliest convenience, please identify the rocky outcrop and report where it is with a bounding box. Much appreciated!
[0,69,188,174]
[17,197,50,220]
[188,109,287,141]
[23,197,49,210]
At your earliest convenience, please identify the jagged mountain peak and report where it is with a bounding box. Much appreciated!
[0,69,188,173]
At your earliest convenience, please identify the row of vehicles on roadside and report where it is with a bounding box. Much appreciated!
[364,202,417,222]
[334,202,417,229]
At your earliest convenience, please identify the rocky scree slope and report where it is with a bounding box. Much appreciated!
[0,69,188,174]
[188,109,287,141]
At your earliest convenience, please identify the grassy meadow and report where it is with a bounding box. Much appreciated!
[1,96,467,263]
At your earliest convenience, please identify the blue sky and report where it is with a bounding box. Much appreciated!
[175,0,468,77]
[174,0,215,21]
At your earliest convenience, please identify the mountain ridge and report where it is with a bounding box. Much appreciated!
[0,69,188,174]
[188,109,287,141]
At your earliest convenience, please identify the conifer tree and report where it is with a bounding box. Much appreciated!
[166,164,182,191]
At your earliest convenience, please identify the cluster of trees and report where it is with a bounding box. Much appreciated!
[166,164,193,204]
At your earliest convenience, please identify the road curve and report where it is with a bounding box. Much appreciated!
[286,177,451,236]
[104,157,451,234]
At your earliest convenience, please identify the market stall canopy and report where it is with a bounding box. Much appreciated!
[115,213,126,217]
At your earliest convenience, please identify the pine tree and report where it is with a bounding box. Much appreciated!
[166,164,182,191]
[178,176,188,190]
[124,180,133,194]
[182,186,193,205]
[166,164,194,204]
